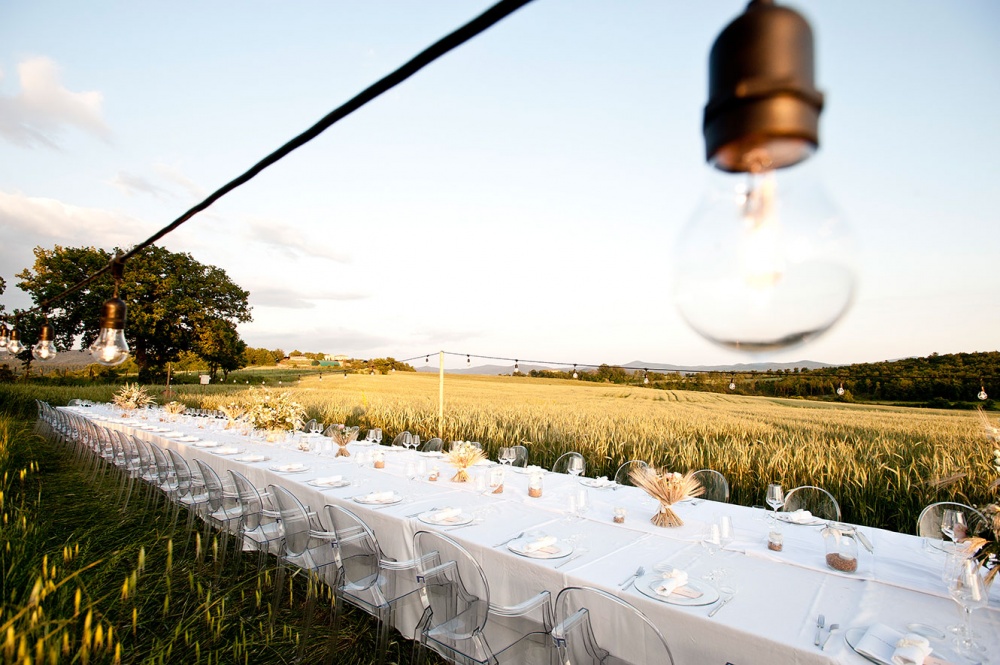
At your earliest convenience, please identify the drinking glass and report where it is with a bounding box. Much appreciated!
[948,558,988,657]
[499,447,513,465]
[567,457,585,477]
[373,428,383,445]
[718,515,735,549]
[309,420,322,436]
[941,509,967,544]
[568,489,590,521]
[766,484,784,523]
[411,435,421,452]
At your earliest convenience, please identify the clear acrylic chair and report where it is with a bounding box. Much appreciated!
[392,431,412,447]
[498,445,528,467]
[194,459,243,567]
[917,502,988,541]
[691,469,731,503]
[412,530,554,665]
[613,461,649,487]
[552,586,673,665]
[421,437,444,453]
[325,505,429,665]
[782,485,841,521]
[227,470,282,569]
[552,452,586,476]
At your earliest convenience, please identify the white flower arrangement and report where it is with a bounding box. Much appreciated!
[111,383,155,411]
[241,388,306,432]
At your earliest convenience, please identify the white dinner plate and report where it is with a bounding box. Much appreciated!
[177,436,201,443]
[419,451,444,458]
[635,574,719,607]
[844,627,887,665]
[512,466,545,475]
[270,463,310,473]
[193,441,219,448]
[578,478,617,489]
[214,446,242,455]
[507,537,573,560]
[308,477,352,489]
[418,510,473,526]
[353,493,403,505]
[233,454,270,463]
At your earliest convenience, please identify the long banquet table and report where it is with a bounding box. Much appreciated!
[65,405,1000,665]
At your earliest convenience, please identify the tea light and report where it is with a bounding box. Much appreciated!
[613,506,627,524]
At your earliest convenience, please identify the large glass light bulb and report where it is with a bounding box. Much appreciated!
[0,325,8,350]
[32,324,58,362]
[6,329,25,355]
[673,159,856,352]
[90,296,130,366]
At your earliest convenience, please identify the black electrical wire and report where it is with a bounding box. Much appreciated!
[22,0,535,315]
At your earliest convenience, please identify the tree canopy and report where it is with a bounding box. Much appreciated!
[16,245,252,381]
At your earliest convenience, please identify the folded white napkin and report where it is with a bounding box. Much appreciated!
[364,491,395,502]
[787,509,814,524]
[591,476,613,487]
[523,536,557,553]
[315,475,343,485]
[655,569,689,597]
[892,634,932,665]
[216,446,239,454]
[433,508,461,521]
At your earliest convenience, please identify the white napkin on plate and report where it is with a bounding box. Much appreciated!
[655,569,689,597]
[787,509,813,524]
[364,491,395,503]
[891,634,933,665]
[591,476,613,487]
[523,536,557,553]
[315,475,343,485]
[433,508,461,521]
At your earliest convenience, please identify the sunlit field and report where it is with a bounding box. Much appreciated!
[25,370,992,535]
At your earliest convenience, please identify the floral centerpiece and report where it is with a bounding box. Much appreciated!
[163,401,187,419]
[445,441,486,482]
[325,424,360,457]
[220,403,247,430]
[111,383,155,413]
[629,466,703,527]
[242,389,306,441]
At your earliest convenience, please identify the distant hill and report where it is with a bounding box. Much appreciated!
[417,359,836,375]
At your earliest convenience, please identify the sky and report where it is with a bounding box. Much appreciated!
[1,1,998,370]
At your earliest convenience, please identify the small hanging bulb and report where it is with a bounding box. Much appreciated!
[425,355,429,365]
[90,259,130,366]
[391,367,395,373]
[729,375,736,391]
[836,382,845,396]
[572,364,578,380]
[370,369,375,375]
[32,322,58,362]
[643,369,649,385]
[0,324,8,351]
[514,360,519,372]
[978,385,988,401]
[343,371,348,379]
[466,354,471,367]
[6,328,25,355]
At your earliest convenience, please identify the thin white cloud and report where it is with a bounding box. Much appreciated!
[153,163,207,201]
[248,286,369,309]
[109,171,170,198]
[0,57,110,148]
[246,218,352,263]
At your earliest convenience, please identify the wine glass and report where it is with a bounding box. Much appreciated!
[568,488,590,521]
[373,428,383,445]
[567,457,585,477]
[948,558,988,657]
[499,447,513,466]
[941,509,967,545]
[309,420,322,436]
[766,484,784,523]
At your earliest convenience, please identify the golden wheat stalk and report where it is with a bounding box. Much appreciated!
[629,467,703,527]
[445,443,487,482]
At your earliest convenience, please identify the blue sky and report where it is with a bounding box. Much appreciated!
[1,1,998,368]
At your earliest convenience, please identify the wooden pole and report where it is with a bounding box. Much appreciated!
[438,350,445,439]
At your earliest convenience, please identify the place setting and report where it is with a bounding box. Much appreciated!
[352,490,404,506]
[269,462,310,474]
[307,474,352,489]
[192,440,221,448]
[417,506,474,527]
[506,532,574,560]
[578,475,617,490]
[211,445,243,455]
[232,454,271,463]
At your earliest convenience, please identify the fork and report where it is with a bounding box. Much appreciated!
[493,531,524,548]
[620,565,645,589]
[814,614,825,646]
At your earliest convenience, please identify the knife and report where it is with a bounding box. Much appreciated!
[708,593,736,618]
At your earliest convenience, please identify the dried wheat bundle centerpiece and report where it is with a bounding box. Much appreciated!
[326,424,360,457]
[220,403,246,430]
[629,466,703,527]
[164,401,187,415]
[111,383,155,412]
[445,442,486,482]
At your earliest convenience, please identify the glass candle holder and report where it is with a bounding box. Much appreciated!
[613,506,627,524]
[528,471,543,498]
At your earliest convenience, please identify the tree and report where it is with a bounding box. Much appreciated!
[16,244,252,381]
[195,318,247,381]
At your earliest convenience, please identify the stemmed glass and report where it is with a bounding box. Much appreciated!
[701,523,722,581]
[309,420,322,436]
[567,457,585,478]
[947,558,988,657]
[941,509,968,546]
[498,447,515,466]
[373,428,383,445]
[568,488,590,521]
[766,484,784,523]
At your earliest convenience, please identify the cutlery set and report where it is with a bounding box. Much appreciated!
[814,615,839,649]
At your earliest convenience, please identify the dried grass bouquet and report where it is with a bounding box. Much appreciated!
[629,467,703,527]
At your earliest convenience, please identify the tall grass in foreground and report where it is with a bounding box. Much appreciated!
[0,401,427,664]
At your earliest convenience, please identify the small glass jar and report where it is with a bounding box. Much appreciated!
[823,523,859,572]
[767,529,784,552]
[528,471,543,498]
[613,506,627,524]
[373,451,385,469]
[489,467,505,494]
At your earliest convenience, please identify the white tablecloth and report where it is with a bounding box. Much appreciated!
[68,406,1000,665]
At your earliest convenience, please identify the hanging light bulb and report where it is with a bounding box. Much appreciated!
[729,375,737,391]
[673,0,855,353]
[514,360,519,373]
[643,369,650,385]
[979,386,988,401]
[425,355,429,365]
[90,296,130,366]
[572,364,578,380]
[343,371,348,379]
[32,322,58,362]
[6,328,25,355]
[0,324,8,352]
[837,383,845,396]
[466,354,471,367]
